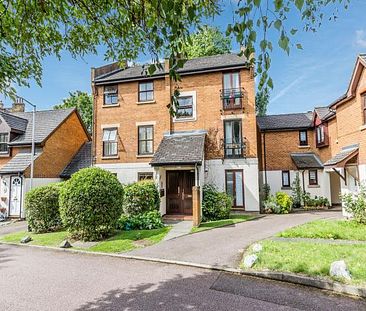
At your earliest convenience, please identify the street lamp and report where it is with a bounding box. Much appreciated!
[16,96,36,190]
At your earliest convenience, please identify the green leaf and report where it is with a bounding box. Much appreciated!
[296,43,303,50]
[274,20,282,31]
[295,0,304,10]
[290,28,298,35]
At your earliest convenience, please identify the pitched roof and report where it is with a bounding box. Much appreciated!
[150,132,205,166]
[0,152,41,174]
[291,153,323,169]
[324,145,359,167]
[314,107,335,121]
[60,142,92,178]
[360,54,366,63]
[0,111,28,132]
[94,53,248,84]
[257,112,313,131]
[8,108,75,145]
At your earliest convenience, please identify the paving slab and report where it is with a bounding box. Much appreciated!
[163,220,193,240]
[127,210,342,268]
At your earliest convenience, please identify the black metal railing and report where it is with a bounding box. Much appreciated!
[223,142,246,158]
[220,87,246,110]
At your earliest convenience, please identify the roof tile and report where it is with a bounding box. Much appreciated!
[257,112,313,131]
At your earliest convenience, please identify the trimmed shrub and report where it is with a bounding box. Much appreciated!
[202,184,232,222]
[123,181,160,215]
[275,192,293,214]
[263,195,281,214]
[59,167,124,241]
[25,183,63,233]
[117,210,164,230]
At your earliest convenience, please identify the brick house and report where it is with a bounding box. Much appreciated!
[257,54,366,209]
[92,53,260,216]
[0,101,90,218]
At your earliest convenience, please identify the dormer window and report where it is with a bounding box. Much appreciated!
[0,133,9,153]
[316,125,325,145]
[103,85,118,105]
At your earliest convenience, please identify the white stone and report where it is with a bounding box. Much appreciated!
[329,260,352,280]
[252,243,263,253]
[243,254,258,268]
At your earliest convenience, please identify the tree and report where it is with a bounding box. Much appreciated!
[0,0,349,99]
[185,25,231,58]
[54,91,92,132]
[255,87,270,116]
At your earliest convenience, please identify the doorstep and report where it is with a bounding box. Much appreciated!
[163,215,193,221]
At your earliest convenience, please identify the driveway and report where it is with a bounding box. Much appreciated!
[1,244,364,310]
[127,210,342,268]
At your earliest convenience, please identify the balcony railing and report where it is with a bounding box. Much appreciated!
[220,87,246,110]
[224,142,246,158]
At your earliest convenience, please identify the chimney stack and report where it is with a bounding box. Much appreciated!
[12,97,25,112]
[0,100,4,110]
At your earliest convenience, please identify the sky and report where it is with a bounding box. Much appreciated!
[1,0,366,115]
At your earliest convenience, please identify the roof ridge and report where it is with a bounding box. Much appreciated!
[258,111,312,118]
[0,110,28,122]
[11,107,75,114]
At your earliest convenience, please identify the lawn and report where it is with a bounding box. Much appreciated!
[248,240,366,285]
[191,215,255,233]
[277,219,366,241]
[0,227,171,253]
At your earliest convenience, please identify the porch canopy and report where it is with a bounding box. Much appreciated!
[0,153,42,174]
[290,152,323,169]
[150,132,205,167]
[324,145,359,168]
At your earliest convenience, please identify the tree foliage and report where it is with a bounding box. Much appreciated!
[255,87,270,116]
[54,91,92,132]
[0,0,349,100]
[184,25,231,58]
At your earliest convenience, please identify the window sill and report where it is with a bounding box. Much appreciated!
[101,156,120,160]
[102,104,120,108]
[308,185,320,188]
[173,118,196,123]
[136,100,156,105]
[360,124,366,131]
[136,154,154,158]
[281,187,291,190]
[0,153,10,157]
[298,145,310,149]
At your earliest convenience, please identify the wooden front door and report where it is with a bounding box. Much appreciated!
[166,170,195,215]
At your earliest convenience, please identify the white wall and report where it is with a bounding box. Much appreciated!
[96,162,153,185]
[262,169,331,203]
[205,158,260,212]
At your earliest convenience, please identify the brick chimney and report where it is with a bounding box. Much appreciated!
[12,97,25,112]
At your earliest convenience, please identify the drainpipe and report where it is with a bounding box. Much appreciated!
[263,132,268,185]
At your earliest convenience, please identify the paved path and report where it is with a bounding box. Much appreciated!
[1,244,364,311]
[127,211,342,268]
[163,220,193,240]
[0,221,27,236]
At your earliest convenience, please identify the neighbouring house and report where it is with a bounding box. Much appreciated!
[0,99,90,218]
[92,53,260,217]
[257,53,366,211]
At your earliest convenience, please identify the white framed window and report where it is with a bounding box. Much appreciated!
[103,85,118,105]
[138,81,154,102]
[173,91,197,122]
[102,128,118,157]
[0,133,9,153]
[282,171,290,188]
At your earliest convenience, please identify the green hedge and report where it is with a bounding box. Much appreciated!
[202,184,232,221]
[59,167,124,241]
[117,210,164,230]
[25,183,63,233]
[123,181,160,215]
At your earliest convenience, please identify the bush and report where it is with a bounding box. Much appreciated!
[276,192,293,214]
[25,183,63,233]
[123,181,160,215]
[202,184,232,221]
[264,192,293,214]
[303,193,330,209]
[59,167,124,241]
[342,186,366,224]
[117,210,164,230]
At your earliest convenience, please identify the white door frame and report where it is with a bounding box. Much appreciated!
[8,175,23,218]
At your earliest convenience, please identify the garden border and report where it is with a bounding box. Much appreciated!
[1,241,365,299]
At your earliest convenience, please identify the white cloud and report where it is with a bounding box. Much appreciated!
[355,30,366,48]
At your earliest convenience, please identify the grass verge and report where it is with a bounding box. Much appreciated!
[191,215,254,233]
[277,220,366,241]
[0,227,171,253]
[247,240,366,285]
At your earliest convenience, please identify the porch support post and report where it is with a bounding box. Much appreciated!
[192,186,201,227]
